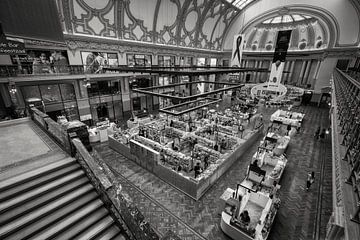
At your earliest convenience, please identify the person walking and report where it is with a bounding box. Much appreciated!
[306,171,315,190]
[314,126,320,139]
[319,128,326,142]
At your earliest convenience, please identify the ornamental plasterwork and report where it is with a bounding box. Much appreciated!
[65,37,223,59]
[156,0,181,46]
[70,0,118,38]
[57,0,235,51]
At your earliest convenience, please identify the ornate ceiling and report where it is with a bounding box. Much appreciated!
[55,0,360,53]
[243,14,328,52]
[57,0,240,51]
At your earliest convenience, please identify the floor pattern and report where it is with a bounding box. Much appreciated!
[95,106,333,240]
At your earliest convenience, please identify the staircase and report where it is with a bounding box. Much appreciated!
[0,157,128,240]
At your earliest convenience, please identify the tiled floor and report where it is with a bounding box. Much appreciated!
[0,120,67,180]
[95,105,333,240]
[0,121,50,167]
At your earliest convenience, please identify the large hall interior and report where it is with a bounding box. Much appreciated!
[0,0,359,240]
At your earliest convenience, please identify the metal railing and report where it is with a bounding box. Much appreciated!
[0,64,263,78]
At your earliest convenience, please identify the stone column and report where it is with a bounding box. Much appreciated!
[257,60,263,83]
[287,61,295,84]
[311,60,322,89]
[297,60,306,86]
[253,60,258,83]
[303,60,312,86]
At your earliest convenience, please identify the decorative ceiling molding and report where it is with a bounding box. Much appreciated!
[64,34,223,58]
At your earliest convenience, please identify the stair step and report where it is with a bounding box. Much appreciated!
[0,177,89,225]
[0,157,76,192]
[111,233,127,240]
[94,224,122,240]
[0,152,67,182]
[75,216,114,240]
[3,190,99,240]
[0,184,95,238]
[51,206,109,240]
[28,199,104,240]
[0,164,80,202]
[0,170,85,213]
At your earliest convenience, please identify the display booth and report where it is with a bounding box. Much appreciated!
[220,183,280,240]
[251,148,287,187]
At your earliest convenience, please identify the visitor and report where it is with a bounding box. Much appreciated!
[177,165,182,172]
[306,171,315,190]
[314,127,320,139]
[238,124,244,138]
[287,124,292,136]
[214,144,219,152]
[194,162,203,178]
[159,149,166,164]
[252,159,259,168]
[204,155,209,169]
[269,181,278,199]
[172,141,178,151]
[319,129,326,142]
[239,210,251,226]
[220,139,227,152]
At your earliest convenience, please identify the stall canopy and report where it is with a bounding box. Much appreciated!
[0,0,64,43]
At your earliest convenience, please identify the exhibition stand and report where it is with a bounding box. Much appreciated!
[220,183,280,240]
[108,105,264,200]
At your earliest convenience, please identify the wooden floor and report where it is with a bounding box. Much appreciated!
[95,105,333,240]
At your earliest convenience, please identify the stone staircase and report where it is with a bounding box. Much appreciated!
[0,157,127,240]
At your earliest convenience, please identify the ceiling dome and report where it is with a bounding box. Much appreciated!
[262,14,313,24]
[243,13,328,52]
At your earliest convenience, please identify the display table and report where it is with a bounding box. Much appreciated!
[88,128,100,143]
[270,109,304,127]
[262,133,290,155]
[127,117,151,129]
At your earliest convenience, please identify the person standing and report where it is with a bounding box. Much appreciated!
[306,171,315,190]
[287,124,292,136]
[238,124,244,138]
[194,162,203,178]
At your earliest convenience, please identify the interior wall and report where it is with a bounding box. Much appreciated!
[223,0,360,50]
[314,58,337,92]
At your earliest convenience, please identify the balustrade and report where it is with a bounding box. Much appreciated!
[333,69,360,224]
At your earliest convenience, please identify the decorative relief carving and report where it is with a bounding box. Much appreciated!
[64,35,223,58]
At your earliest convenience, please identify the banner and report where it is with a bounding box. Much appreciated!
[0,23,25,55]
[231,34,244,67]
[268,30,292,85]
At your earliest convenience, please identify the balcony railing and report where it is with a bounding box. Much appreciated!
[0,65,110,77]
[0,64,245,78]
